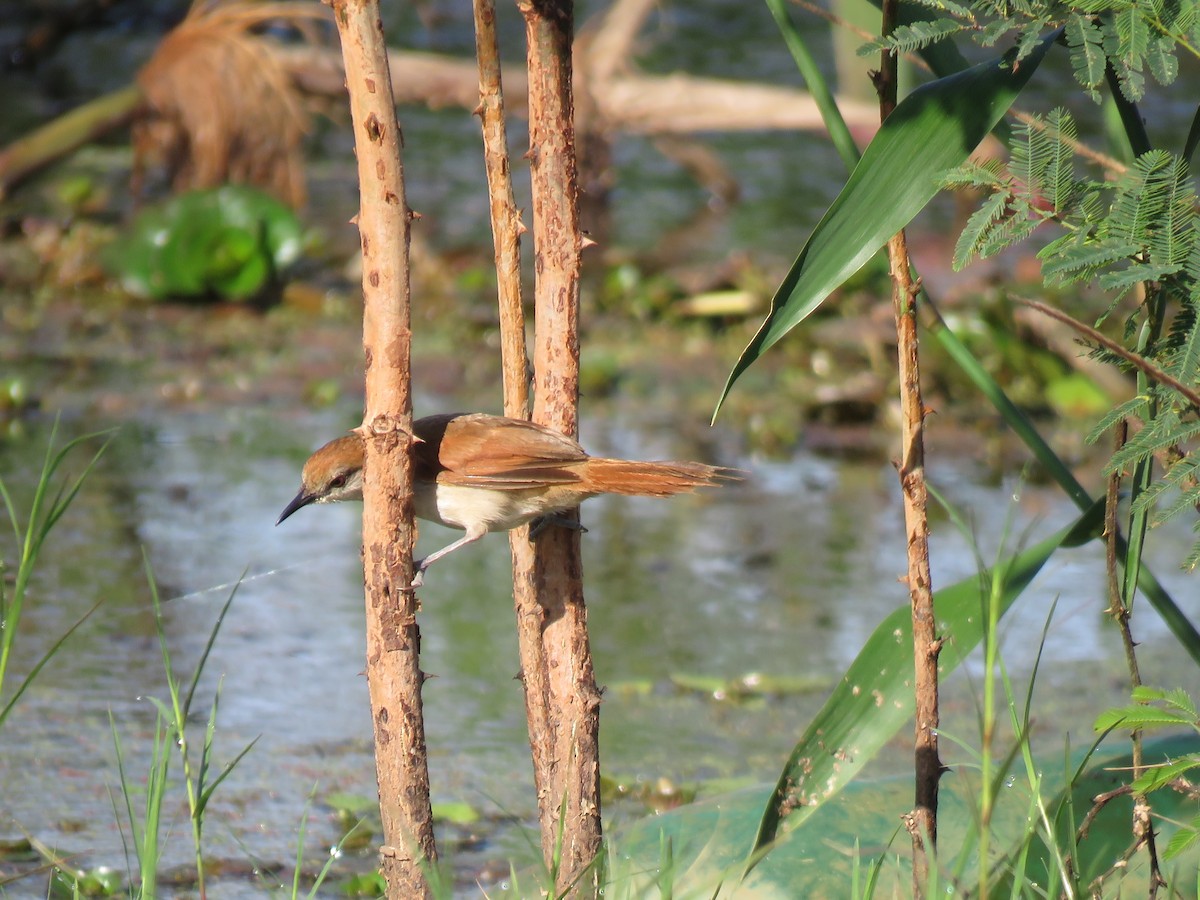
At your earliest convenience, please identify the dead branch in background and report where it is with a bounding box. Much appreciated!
[1017,298,1200,409]
[0,0,878,202]
[329,0,434,896]
[133,2,328,207]
[0,86,142,201]
[516,0,603,893]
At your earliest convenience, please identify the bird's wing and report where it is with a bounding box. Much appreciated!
[418,413,588,488]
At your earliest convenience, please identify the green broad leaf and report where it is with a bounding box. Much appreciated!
[669,672,831,701]
[324,791,378,816]
[203,227,259,280]
[606,734,1200,896]
[208,229,272,300]
[101,185,303,302]
[715,31,1058,416]
[1044,372,1112,418]
[431,800,481,825]
[748,501,1103,866]
[209,184,305,269]
[341,872,386,897]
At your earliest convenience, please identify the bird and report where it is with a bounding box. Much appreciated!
[277,412,737,587]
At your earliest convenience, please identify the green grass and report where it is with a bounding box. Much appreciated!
[0,421,110,731]
[107,562,256,899]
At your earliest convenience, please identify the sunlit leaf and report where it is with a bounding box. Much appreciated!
[748,501,1103,863]
[716,32,1058,416]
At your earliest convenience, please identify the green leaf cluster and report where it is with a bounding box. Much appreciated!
[948,110,1198,296]
[1096,686,1200,860]
[716,0,1200,890]
[101,185,304,302]
[945,108,1084,267]
[946,104,1200,565]
[862,0,1196,103]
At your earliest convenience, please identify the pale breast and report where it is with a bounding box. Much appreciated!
[413,481,592,533]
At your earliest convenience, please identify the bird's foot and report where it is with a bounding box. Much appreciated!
[529,514,588,540]
[408,558,427,590]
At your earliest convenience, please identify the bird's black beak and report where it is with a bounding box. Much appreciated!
[276,489,316,525]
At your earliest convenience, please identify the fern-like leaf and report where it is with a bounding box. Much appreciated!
[1164,817,1200,859]
[903,0,976,17]
[1134,685,1198,717]
[1109,150,1174,249]
[1132,452,1200,515]
[1132,754,1200,794]
[1097,260,1182,296]
[986,208,1043,255]
[1095,703,1197,732]
[1108,415,1200,475]
[1086,394,1153,444]
[1104,7,1151,100]
[941,159,1010,190]
[953,191,1016,269]
[1165,295,1200,381]
[1012,108,1079,216]
[857,18,965,55]
[1066,13,1106,97]
[978,16,1018,45]
[1182,537,1200,571]
[1146,32,1178,85]
[1155,160,1197,269]
[1150,479,1200,527]
[1043,109,1080,213]
[1040,237,1141,284]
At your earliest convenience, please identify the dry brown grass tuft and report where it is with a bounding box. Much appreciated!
[132,0,331,208]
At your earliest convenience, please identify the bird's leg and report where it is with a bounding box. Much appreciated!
[409,525,489,588]
[528,513,588,540]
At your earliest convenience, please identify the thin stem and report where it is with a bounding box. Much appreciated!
[473,0,529,421]
[875,0,941,889]
[516,0,603,892]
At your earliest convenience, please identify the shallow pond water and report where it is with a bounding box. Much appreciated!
[1,2,1199,894]
[1,375,1198,896]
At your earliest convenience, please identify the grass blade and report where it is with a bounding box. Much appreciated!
[746,500,1103,871]
[0,599,102,729]
[764,0,860,171]
[183,573,242,719]
[924,303,1200,663]
[716,31,1058,415]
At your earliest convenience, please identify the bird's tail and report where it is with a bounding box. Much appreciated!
[581,458,738,497]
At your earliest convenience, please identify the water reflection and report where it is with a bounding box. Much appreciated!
[1,409,1196,892]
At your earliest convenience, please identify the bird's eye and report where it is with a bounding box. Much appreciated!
[329,473,348,489]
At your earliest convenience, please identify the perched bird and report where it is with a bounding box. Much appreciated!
[277,412,736,586]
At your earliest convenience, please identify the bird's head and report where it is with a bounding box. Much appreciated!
[277,433,365,525]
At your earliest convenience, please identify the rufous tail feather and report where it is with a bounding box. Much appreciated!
[580,459,736,497]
